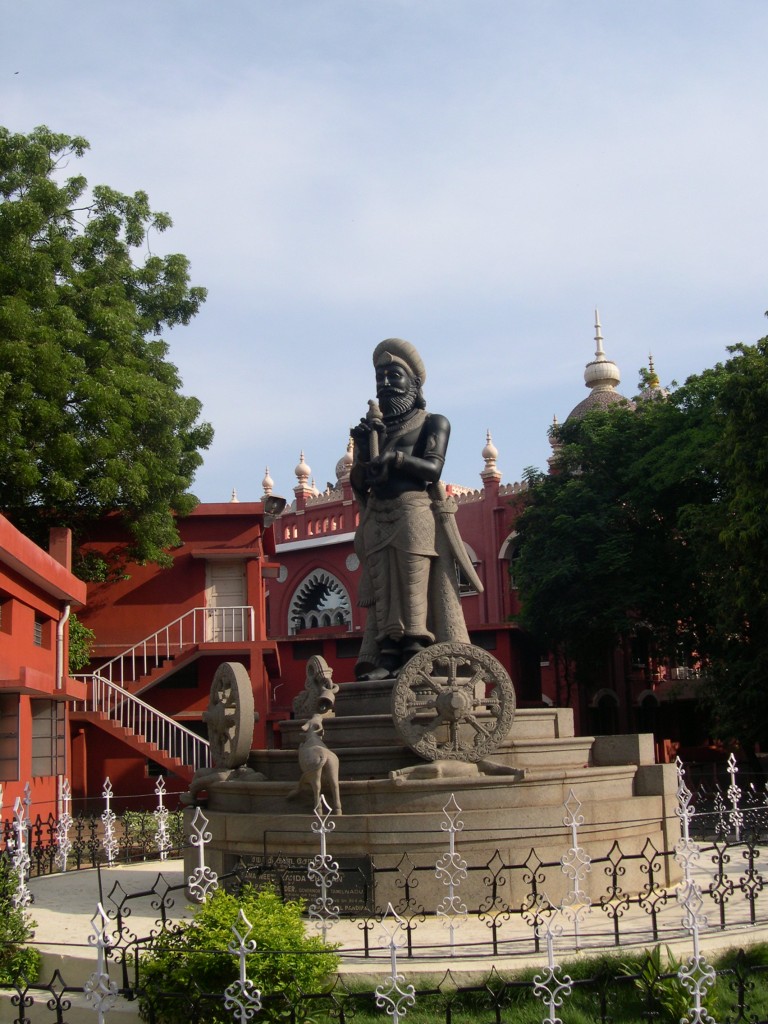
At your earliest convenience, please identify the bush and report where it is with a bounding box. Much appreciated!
[137,885,339,1023]
[0,856,41,987]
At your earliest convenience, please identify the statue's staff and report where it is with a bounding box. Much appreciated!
[365,399,384,459]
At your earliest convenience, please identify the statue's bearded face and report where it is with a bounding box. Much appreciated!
[376,362,419,418]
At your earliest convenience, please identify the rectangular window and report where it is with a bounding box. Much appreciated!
[469,631,497,651]
[292,641,324,661]
[335,637,362,660]
[33,614,46,647]
[0,695,20,782]
[31,699,66,777]
[0,594,12,635]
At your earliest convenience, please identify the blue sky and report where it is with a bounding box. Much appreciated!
[3,1,768,502]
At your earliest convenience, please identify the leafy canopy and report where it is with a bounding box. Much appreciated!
[514,338,768,751]
[0,125,213,563]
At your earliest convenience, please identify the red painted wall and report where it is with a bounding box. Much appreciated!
[75,504,278,808]
[0,515,86,819]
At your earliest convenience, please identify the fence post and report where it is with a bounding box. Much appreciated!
[560,788,592,949]
[10,796,32,907]
[188,805,219,902]
[55,777,73,872]
[224,908,262,1023]
[101,778,118,865]
[22,781,32,829]
[308,795,340,941]
[84,903,119,1024]
[675,757,717,1022]
[532,911,572,1024]
[375,904,416,1024]
[726,752,744,842]
[435,793,468,955]
[154,777,171,861]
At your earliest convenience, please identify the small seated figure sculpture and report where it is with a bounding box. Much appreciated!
[389,759,525,783]
[287,712,342,815]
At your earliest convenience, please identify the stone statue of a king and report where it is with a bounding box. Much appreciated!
[350,339,483,680]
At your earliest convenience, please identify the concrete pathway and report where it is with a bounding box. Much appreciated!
[8,852,768,1023]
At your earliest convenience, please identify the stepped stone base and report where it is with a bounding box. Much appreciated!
[186,681,682,910]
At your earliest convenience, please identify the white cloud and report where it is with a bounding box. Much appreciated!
[4,0,768,499]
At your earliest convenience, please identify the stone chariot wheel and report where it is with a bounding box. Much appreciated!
[204,662,255,770]
[391,642,516,762]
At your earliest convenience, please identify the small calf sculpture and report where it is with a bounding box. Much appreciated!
[287,713,342,815]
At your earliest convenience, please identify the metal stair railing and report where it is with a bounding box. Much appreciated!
[89,605,256,687]
[72,673,211,773]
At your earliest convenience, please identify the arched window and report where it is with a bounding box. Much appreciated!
[635,690,660,735]
[456,542,481,595]
[288,570,353,635]
[499,532,520,587]
[589,689,619,736]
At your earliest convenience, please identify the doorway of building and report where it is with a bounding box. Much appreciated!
[205,560,247,641]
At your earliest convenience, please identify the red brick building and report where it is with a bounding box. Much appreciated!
[0,515,86,818]
[73,502,282,808]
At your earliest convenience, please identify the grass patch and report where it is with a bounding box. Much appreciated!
[323,944,768,1024]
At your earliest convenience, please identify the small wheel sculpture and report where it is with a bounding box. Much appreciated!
[203,662,255,770]
[391,642,516,762]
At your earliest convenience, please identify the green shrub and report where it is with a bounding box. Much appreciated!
[67,611,95,672]
[137,885,339,1023]
[0,856,41,988]
[620,944,693,1023]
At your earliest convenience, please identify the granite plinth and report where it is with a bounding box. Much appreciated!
[187,683,681,909]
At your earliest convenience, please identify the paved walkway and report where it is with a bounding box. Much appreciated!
[26,852,768,976]
[8,854,768,1023]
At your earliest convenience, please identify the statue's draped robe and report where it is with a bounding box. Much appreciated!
[354,411,471,676]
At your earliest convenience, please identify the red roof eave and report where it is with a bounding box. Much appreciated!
[0,515,87,606]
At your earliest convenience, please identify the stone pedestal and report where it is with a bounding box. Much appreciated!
[185,681,682,911]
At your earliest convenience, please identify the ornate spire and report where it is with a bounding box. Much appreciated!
[294,451,311,488]
[548,414,563,461]
[638,353,669,402]
[230,487,239,503]
[335,437,354,484]
[481,429,502,482]
[583,309,621,393]
[647,353,659,387]
[261,466,274,498]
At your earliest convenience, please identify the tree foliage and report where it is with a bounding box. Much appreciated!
[0,125,213,563]
[137,885,339,1024]
[514,337,768,752]
[0,855,40,986]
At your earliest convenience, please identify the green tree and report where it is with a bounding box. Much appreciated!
[0,125,213,564]
[68,611,95,672]
[515,336,768,758]
[698,338,768,756]
[514,369,726,711]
